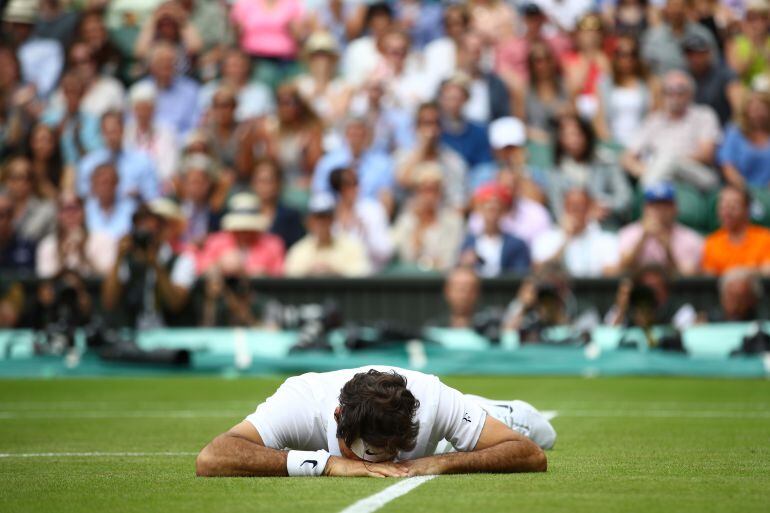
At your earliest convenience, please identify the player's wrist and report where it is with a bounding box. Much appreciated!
[286,450,331,477]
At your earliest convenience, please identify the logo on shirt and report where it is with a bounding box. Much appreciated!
[463,412,472,423]
[300,459,318,469]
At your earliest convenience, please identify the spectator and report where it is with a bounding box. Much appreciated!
[136,42,201,137]
[423,4,470,88]
[1,155,55,242]
[33,0,80,49]
[604,0,649,39]
[502,276,573,342]
[83,161,137,239]
[432,266,482,328]
[391,164,464,272]
[294,31,352,127]
[285,193,371,277]
[197,193,285,277]
[124,82,180,189]
[718,90,770,188]
[2,0,63,98]
[178,0,235,77]
[134,0,203,74]
[702,186,770,275]
[48,41,125,118]
[342,2,395,86]
[454,31,511,124]
[682,32,742,127]
[78,111,160,201]
[394,0,443,50]
[36,191,117,279]
[546,114,631,227]
[621,70,721,191]
[177,153,221,247]
[605,265,697,329]
[533,188,621,277]
[563,13,611,121]
[618,182,704,276]
[396,102,467,209]
[0,277,24,327]
[529,0,594,32]
[75,11,122,78]
[468,117,553,247]
[0,190,35,271]
[726,0,770,86]
[0,43,36,158]
[41,71,102,166]
[372,30,431,113]
[596,35,657,148]
[250,158,305,250]
[230,0,307,86]
[494,3,571,84]
[198,48,274,122]
[312,117,395,211]
[241,83,324,197]
[101,201,198,329]
[469,0,517,44]
[329,167,393,271]
[641,0,718,76]
[706,267,764,322]
[438,73,494,171]
[200,86,249,174]
[460,182,530,277]
[25,122,66,200]
[347,78,414,155]
[514,40,570,143]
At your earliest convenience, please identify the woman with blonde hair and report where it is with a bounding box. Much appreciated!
[718,90,770,188]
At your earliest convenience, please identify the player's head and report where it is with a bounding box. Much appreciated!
[335,370,420,462]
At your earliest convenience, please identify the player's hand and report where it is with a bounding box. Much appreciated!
[323,456,408,478]
[400,457,445,477]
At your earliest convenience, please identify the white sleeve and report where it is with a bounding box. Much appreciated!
[432,382,487,452]
[170,253,196,289]
[245,377,319,450]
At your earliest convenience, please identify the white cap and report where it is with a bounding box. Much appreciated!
[489,117,526,149]
[129,82,158,105]
[308,193,336,214]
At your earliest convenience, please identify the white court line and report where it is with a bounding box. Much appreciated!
[0,451,197,459]
[338,476,437,513]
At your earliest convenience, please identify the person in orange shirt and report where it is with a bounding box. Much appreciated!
[702,185,770,275]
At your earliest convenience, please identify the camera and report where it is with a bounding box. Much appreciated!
[132,229,154,250]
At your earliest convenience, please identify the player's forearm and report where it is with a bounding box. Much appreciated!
[196,433,289,477]
[409,440,546,476]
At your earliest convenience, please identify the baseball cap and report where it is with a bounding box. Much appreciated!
[489,117,526,149]
[148,197,185,222]
[473,182,513,208]
[307,193,337,215]
[681,33,710,53]
[304,31,340,57]
[520,3,544,16]
[2,0,36,24]
[129,82,157,105]
[221,193,268,232]
[643,182,676,203]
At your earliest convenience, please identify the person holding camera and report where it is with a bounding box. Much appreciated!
[101,199,196,329]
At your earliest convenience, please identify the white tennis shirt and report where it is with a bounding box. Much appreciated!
[245,366,487,461]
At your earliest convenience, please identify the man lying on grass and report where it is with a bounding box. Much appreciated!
[196,366,556,478]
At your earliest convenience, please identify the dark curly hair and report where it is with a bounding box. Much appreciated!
[336,370,420,454]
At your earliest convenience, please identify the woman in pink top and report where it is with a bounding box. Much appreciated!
[563,13,610,121]
[197,195,285,277]
[231,0,307,60]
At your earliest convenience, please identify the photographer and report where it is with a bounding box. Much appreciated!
[33,270,93,354]
[101,199,196,329]
[200,250,279,328]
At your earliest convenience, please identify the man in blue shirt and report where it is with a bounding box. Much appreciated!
[83,162,137,239]
[134,42,200,138]
[437,73,493,175]
[78,111,160,201]
[312,118,395,207]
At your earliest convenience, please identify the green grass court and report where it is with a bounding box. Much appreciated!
[1,376,768,512]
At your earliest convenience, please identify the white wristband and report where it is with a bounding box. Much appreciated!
[286,450,331,477]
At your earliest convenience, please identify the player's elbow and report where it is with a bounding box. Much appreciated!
[195,443,219,477]
[529,446,548,472]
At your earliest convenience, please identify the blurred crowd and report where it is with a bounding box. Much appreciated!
[1,0,770,330]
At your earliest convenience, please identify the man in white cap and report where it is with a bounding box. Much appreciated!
[197,366,555,477]
[285,193,371,277]
[467,117,552,248]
